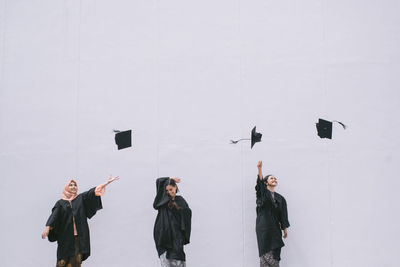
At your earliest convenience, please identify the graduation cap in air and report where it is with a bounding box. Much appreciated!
[316,119,346,139]
[114,130,132,150]
[230,126,263,149]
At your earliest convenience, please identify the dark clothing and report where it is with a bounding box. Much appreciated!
[255,176,290,261]
[46,187,103,262]
[56,236,82,267]
[153,177,192,262]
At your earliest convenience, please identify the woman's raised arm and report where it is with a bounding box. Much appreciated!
[257,161,263,180]
[95,175,120,196]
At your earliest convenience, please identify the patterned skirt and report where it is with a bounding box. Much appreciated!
[56,236,82,267]
[260,251,280,267]
[160,252,186,267]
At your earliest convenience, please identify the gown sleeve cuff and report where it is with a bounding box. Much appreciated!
[257,176,265,188]
[95,185,105,196]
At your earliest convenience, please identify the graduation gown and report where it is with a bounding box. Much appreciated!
[255,176,290,260]
[153,177,192,262]
[46,187,103,262]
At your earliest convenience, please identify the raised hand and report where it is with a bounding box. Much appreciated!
[106,175,120,185]
[257,161,263,180]
[257,161,262,169]
[170,177,181,183]
[96,175,119,196]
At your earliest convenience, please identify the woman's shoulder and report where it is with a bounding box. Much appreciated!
[274,192,287,202]
[53,199,67,207]
[175,195,188,204]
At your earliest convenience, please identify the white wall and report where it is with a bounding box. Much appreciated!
[1,0,400,266]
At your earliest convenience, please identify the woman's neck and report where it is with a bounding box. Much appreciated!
[267,185,275,192]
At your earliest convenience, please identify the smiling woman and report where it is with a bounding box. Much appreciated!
[42,175,119,267]
[256,161,290,267]
[153,177,192,267]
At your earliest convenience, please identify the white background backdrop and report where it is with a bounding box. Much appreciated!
[1,0,400,266]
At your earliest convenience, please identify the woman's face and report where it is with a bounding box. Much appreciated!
[266,176,278,187]
[166,185,177,198]
[68,181,78,194]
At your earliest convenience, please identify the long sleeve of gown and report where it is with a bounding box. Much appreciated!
[81,187,103,219]
[46,202,61,227]
[280,197,290,229]
[255,176,268,207]
[46,202,61,242]
[179,198,192,244]
[153,177,171,209]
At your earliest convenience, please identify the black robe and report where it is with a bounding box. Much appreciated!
[153,177,192,261]
[46,187,103,262]
[255,176,290,260]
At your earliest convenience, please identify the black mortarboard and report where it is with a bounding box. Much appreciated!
[251,126,262,148]
[114,130,132,150]
[230,126,262,149]
[316,119,346,139]
[316,119,332,139]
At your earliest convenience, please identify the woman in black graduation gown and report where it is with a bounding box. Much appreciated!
[153,177,192,267]
[42,175,119,267]
[256,161,290,267]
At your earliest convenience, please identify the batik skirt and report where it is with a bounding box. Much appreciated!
[56,236,82,267]
[160,252,186,267]
[260,251,280,267]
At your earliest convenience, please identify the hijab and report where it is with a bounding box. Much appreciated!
[62,179,78,202]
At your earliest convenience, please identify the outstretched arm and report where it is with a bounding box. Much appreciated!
[257,161,263,180]
[154,177,171,209]
[95,175,120,196]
